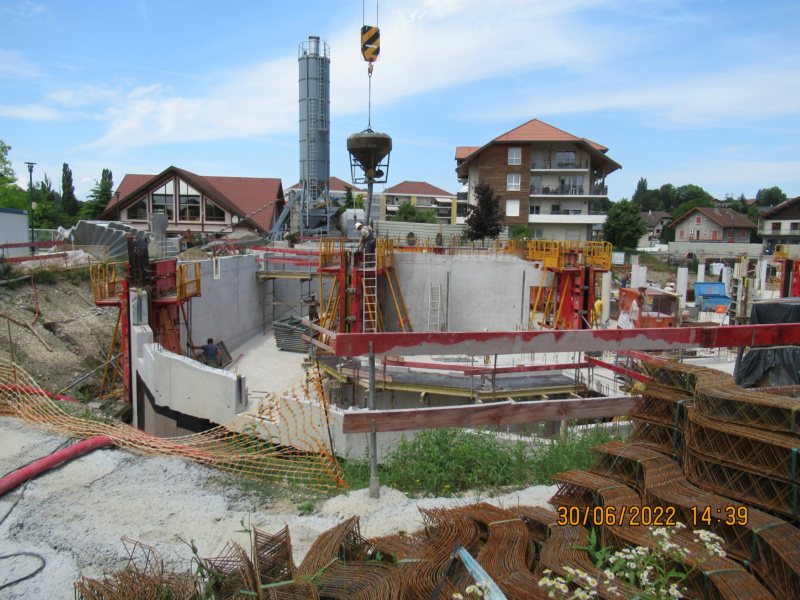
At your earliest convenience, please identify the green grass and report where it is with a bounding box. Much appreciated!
[341,425,617,497]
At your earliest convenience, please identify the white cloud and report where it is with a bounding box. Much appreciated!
[0,104,64,120]
[0,49,41,79]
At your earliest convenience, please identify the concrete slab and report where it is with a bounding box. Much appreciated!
[229,332,307,410]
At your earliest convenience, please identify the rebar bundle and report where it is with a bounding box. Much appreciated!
[74,538,198,600]
[549,470,775,600]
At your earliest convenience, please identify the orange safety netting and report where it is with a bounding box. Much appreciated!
[0,358,346,492]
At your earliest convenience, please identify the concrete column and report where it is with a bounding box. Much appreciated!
[676,267,689,309]
[601,271,611,324]
[631,265,648,288]
[698,263,706,283]
[722,267,733,296]
[757,260,769,299]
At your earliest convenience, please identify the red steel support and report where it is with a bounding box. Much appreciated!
[331,322,800,357]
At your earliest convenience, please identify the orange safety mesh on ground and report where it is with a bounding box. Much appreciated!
[0,358,346,493]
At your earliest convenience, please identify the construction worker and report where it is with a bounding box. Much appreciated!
[191,338,222,367]
[355,221,376,254]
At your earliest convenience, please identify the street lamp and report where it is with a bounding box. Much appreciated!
[24,162,36,254]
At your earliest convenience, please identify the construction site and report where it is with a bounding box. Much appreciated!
[4,14,800,600]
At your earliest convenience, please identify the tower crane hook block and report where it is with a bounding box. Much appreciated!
[361,26,380,63]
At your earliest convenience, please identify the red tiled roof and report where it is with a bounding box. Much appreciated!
[456,118,620,175]
[101,166,284,233]
[670,206,756,229]
[455,146,480,160]
[383,181,454,197]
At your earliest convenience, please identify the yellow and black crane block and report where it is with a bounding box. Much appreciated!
[360,25,380,63]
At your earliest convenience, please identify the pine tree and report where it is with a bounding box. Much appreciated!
[463,182,504,241]
[79,168,113,220]
[61,163,80,216]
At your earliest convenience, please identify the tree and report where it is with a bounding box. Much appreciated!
[394,201,438,224]
[343,186,364,209]
[32,174,61,229]
[61,163,80,216]
[602,199,646,249]
[0,140,27,210]
[631,177,662,212]
[756,186,787,207]
[463,182,503,241]
[79,168,113,220]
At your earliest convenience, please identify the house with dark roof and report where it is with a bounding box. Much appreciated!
[455,118,621,241]
[638,211,672,247]
[100,166,285,239]
[381,181,459,224]
[757,196,800,246]
[669,207,756,243]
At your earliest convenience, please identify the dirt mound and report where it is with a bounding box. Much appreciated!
[177,247,211,261]
[0,271,117,399]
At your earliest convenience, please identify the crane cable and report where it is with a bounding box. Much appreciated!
[362,0,379,130]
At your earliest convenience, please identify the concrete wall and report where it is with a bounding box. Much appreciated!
[184,254,264,351]
[142,345,246,426]
[394,252,546,332]
[0,208,29,257]
[667,241,765,258]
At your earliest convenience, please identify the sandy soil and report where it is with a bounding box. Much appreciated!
[0,416,558,599]
[0,274,118,399]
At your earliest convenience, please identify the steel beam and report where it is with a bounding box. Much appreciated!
[332,323,800,357]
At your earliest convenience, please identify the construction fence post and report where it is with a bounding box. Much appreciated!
[368,341,380,498]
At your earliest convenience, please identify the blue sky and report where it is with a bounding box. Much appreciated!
[2,0,799,204]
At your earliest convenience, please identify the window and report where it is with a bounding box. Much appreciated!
[556,151,576,168]
[151,180,174,219]
[695,216,702,224]
[508,147,521,165]
[529,204,541,215]
[205,199,225,221]
[772,223,781,232]
[740,230,747,239]
[530,227,544,239]
[126,197,147,220]
[727,229,733,238]
[689,229,695,235]
[506,199,520,217]
[178,181,201,221]
[530,175,542,195]
[507,174,520,191]
[703,229,707,235]
[679,230,685,238]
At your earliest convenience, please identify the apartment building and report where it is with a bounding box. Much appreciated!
[455,119,620,240]
[381,181,460,224]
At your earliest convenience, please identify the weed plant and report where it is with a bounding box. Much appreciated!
[342,425,616,497]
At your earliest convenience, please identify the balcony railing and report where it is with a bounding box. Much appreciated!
[530,159,590,170]
[530,185,607,196]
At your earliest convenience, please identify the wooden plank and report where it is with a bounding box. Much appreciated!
[342,395,637,433]
[301,318,336,337]
[301,334,334,353]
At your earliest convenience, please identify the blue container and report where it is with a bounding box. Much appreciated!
[693,282,731,312]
